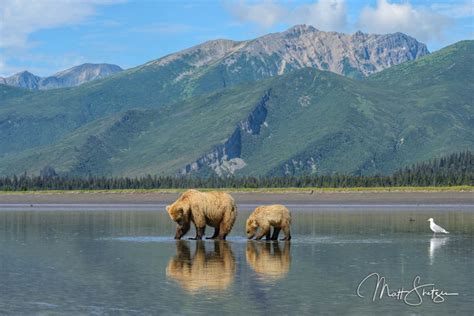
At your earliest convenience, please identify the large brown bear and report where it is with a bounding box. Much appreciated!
[246,204,291,240]
[166,189,237,240]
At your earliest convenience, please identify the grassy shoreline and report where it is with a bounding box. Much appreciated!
[0,185,472,195]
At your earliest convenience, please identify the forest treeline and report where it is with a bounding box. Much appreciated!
[0,151,472,191]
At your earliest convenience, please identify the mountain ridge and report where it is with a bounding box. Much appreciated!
[0,41,471,177]
[0,25,428,91]
[141,24,429,80]
[0,26,470,178]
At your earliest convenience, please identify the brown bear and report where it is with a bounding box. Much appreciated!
[166,240,235,293]
[246,241,291,282]
[166,189,237,240]
[246,204,291,240]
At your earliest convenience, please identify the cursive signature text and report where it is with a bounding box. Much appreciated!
[357,273,458,306]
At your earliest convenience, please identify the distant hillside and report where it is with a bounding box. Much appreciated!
[0,26,429,161]
[0,23,471,178]
[0,63,122,90]
[0,40,471,178]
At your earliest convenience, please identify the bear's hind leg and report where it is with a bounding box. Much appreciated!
[206,227,220,240]
[217,205,237,240]
[271,227,281,240]
[218,221,228,240]
[265,229,272,241]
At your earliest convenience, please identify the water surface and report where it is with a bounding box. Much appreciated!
[0,205,472,315]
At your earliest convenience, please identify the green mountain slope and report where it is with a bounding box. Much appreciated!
[0,27,428,158]
[0,82,270,176]
[0,41,472,177]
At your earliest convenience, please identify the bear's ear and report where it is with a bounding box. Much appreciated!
[166,205,170,213]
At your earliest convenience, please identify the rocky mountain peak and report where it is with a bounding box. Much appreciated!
[285,24,318,35]
[54,63,122,77]
[44,63,123,89]
[0,70,41,89]
[235,26,429,78]
[352,30,366,39]
[0,63,122,90]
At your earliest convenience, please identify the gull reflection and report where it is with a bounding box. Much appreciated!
[429,236,449,265]
[166,240,235,293]
[246,241,291,282]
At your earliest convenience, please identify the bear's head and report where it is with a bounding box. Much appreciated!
[246,217,258,239]
[166,200,190,225]
[166,199,191,239]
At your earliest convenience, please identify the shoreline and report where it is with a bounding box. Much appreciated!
[0,189,473,205]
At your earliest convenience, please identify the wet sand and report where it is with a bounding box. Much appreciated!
[0,191,472,205]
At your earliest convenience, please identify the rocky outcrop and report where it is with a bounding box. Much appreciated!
[179,129,243,177]
[239,92,269,135]
[0,63,122,90]
[179,92,270,176]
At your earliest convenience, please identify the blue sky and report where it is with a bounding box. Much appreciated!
[0,0,472,76]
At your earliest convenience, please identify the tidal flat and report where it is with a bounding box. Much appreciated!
[0,189,473,206]
[0,192,472,315]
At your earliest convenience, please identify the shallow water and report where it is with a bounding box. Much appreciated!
[0,205,472,315]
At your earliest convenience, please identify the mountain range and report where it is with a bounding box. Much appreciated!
[0,63,122,90]
[0,25,471,177]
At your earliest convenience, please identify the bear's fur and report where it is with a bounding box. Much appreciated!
[166,240,235,293]
[246,204,291,240]
[246,241,291,282]
[166,189,237,240]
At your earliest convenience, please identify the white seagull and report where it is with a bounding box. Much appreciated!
[427,218,449,234]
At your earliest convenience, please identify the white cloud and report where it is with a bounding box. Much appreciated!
[0,0,121,75]
[225,0,286,29]
[431,1,473,18]
[226,0,347,31]
[0,0,121,49]
[357,0,453,42]
[226,1,464,44]
[291,0,347,32]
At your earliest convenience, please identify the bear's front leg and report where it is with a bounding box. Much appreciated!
[174,221,190,240]
[189,226,205,240]
[280,225,291,241]
[255,224,271,240]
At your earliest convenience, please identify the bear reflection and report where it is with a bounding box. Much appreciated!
[246,241,291,282]
[166,240,235,293]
